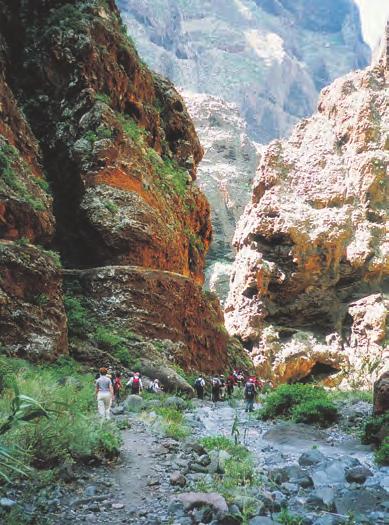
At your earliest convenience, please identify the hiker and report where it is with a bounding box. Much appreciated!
[194,376,205,399]
[219,375,226,400]
[96,367,114,420]
[127,372,143,395]
[150,378,162,393]
[211,375,221,402]
[244,378,256,413]
[226,373,235,398]
[113,371,122,402]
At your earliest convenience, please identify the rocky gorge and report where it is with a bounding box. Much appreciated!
[118,0,371,297]
[0,1,388,525]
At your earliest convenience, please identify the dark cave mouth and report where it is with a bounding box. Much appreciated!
[298,362,340,384]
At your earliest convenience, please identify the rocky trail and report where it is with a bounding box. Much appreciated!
[38,396,388,525]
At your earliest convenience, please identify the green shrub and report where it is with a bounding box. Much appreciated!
[117,114,147,143]
[95,93,111,105]
[114,347,132,367]
[200,435,250,461]
[64,295,91,336]
[38,247,62,268]
[375,437,389,466]
[291,398,338,427]
[0,140,46,211]
[0,360,121,475]
[278,509,304,525]
[259,384,338,427]
[155,406,189,440]
[362,413,389,446]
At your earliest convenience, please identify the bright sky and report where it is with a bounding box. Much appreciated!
[355,0,389,49]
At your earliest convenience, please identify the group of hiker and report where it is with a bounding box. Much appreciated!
[95,368,161,420]
[96,366,268,420]
[194,370,266,413]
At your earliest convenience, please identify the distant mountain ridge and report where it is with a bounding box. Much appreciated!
[118,0,370,142]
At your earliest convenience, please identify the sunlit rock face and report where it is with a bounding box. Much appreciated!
[183,93,261,302]
[225,31,389,387]
[118,0,370,142]
[118,0,370,303]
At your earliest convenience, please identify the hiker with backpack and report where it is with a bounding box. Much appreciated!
[211,375,221,402]
[113,371,122,403]
[96,367,114,420]
[149,378,163,393]
[194,376,205,399]
[126,372,143,395]
[244,378,256,413]
[226,373,235,398]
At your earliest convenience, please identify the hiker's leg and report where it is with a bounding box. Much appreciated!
[97,394,105,419]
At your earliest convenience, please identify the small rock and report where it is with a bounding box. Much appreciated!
[164,396,187,411]
[88,503,100,512]
[218,450,232,474]
[248,517,275,525]
[176,492,228,516]
[125,395,144,412]
[85,486,97,497]
[306,494,327,511]
[0,497,16,508]
[299,450,326,467]
[345,466,373,484]
[198,454,211,466]
[147,478,160,486]
[183,442,206,456]
[111,503,125,510]
[111,405,125,415]
[170,471,187,487]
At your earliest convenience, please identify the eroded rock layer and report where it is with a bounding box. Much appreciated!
[0,0,231,370]
[64,266,229,373]
[226,32,389,387]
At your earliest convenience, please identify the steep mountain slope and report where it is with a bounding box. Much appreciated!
[0,0,241,376]
[118,0,370,142]
[225,25,389,387]
[184,93,261,302]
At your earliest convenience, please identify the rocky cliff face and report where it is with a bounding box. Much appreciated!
[226,27,389,387]
[118,0,370,142]
[183,93,261,302]
[118,0,370,301]
[0,0,233,375]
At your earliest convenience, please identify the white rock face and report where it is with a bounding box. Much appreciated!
[225,32,389,387]
[183,93,261,301]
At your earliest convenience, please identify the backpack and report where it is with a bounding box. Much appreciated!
[212,377,220,388]
[195,378,203,388]
[245,382,255,399]
[113,377,121,392]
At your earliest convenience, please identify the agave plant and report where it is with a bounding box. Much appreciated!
[0,385,50,482]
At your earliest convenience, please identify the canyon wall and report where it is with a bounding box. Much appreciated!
[0,0,239,376]
[225,27,389,387]
[118,0,371,296]
[118,0,370,142]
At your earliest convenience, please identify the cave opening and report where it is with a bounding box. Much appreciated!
[298,362,339,384]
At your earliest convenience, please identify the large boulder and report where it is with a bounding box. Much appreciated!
[373,371,389,416]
